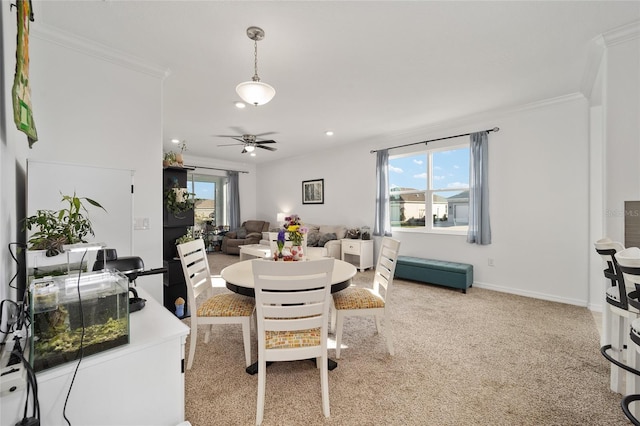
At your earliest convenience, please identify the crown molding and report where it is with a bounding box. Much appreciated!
[602,19,640,47]
[31,24,171,79]
[580,35,605,99]
[376,93,585,144]
[580,20,639,100]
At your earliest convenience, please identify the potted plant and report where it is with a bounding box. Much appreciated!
[164,182,195,218]
[175,228,195,246]
[163,151,177,168]
[175,142,187,166]
[23,192,107,279]
[23,192,107,257]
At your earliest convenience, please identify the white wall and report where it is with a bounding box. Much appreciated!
[603,34,640,244]
[255,24,640,309]
[257,95,591,306]
[1,11,167,304]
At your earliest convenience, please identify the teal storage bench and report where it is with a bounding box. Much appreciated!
[394,256,473,293]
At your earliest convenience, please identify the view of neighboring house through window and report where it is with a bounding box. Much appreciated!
[389,139,469,232]
[187,172,228,237]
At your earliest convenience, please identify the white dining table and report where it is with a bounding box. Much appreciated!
[221,258,357,297]
[220,257,357,375]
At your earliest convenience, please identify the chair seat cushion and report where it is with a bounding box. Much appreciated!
[198,293,255,317]
[333,287,385,310]
[606,287,621,302]
[265,328,320,349]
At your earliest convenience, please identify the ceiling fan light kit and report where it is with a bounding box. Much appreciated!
[236,26,275,106]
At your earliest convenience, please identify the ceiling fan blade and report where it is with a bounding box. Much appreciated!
[254,131,277,137]
[257,145,277,151]
[255,140,276,144]
[241,147,247,154]
[217,143,243,147]
[231,137,247,143]
[213,134,241,138]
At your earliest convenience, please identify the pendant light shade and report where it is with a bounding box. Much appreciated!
[236,81,276,106]
[236,26,275,106]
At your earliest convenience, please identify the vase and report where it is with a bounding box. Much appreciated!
[290,245,304,261]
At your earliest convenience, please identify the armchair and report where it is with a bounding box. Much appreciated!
[221,220,270,255]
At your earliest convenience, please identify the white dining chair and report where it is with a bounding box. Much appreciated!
[332,237,401,359]
[251,258,334,426]
[177,239,255,370]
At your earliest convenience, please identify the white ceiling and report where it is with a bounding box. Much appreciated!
[35,1,640,164]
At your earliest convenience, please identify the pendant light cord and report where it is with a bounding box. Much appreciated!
[252,40,260,82]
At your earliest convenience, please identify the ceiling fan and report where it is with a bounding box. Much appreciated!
[216,132,278,154]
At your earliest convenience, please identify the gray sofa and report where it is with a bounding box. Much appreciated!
[221,220,270,255]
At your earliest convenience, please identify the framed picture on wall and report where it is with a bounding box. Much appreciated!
[302,179,324,204]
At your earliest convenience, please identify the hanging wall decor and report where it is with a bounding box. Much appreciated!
[302,179,324,204]
[12,0,38,147]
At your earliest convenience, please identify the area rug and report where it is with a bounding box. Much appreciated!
[181,253,625,425]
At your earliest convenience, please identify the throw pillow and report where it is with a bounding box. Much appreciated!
[306,231,320,247]
[235,228,247,239]
[318,232,337,247]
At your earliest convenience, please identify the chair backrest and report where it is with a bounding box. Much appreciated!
[594,237,628,310]
[251,258,334,353]
[615,247,640,311]
[177,239,213,316]
[372,237,401,301]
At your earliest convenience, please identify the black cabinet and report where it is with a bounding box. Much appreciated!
[162,166,194,316]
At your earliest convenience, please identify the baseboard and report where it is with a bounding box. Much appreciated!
[472,281,588,308]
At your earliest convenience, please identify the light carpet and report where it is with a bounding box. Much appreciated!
[180,253,626,425]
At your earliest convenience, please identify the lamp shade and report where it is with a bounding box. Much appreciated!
[236,81,276,106]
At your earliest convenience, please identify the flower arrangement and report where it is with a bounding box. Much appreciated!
[276,229,286,257]
[283,214,307,246]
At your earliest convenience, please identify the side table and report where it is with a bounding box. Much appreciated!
[341,239,374,272]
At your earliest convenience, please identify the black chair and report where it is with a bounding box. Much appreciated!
[616,247,640,424]
[595,238,639,395]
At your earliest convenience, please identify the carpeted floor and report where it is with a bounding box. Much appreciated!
[181,253,627,425]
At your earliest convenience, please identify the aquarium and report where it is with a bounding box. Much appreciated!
[29,270,130,372]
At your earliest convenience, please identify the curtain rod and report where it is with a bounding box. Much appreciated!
[370,127,499,154]
[184,164,249,174]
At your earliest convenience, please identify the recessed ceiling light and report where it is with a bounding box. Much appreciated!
[325,131,334,136]
[171,138,180,144]
[235,102,246,109]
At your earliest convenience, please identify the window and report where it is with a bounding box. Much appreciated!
[187,173,228,235]
[389,141,469,233]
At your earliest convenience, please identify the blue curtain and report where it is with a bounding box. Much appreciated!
[467,131,491,245]
[374,149,392,237]
[228,171,241,230]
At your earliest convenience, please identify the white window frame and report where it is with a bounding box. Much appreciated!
[389,140,469,235]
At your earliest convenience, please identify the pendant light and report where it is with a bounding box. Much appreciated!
[236,26,275,106]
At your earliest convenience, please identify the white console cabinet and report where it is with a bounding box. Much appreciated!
[0,287,190,426]
[341,239,374,272]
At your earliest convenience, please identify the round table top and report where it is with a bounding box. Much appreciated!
[221,258,357,297]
